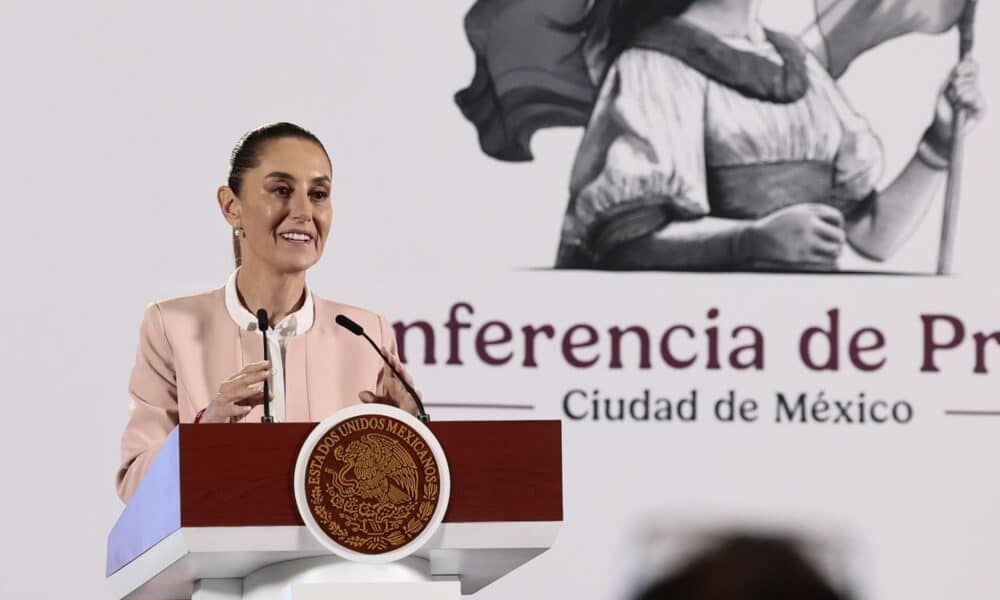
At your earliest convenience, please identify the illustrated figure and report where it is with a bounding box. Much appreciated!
[456,0,985,272]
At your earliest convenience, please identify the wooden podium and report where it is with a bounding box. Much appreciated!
[106,420,562,599]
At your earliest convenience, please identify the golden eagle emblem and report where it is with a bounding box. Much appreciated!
[330,433,419,507]
[303,414,442,555]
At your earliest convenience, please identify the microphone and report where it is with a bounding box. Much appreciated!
[336,314,430,422]
[256,308,274,423]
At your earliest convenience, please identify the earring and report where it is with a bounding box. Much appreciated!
[234,227,245,238]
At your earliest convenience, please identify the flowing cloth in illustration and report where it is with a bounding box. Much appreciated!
[456,0,967,162]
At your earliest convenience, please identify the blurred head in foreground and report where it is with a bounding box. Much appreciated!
[634,535,849,600]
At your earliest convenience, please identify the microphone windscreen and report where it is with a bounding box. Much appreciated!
[335,314,364,336]
[256,308,269,332]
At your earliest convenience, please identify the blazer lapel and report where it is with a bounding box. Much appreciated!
[182,288,246,417]
[237,326,265,422]
[305,304,338,422]
[284,335,310,422]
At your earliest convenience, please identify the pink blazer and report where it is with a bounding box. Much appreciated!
[116,286,396,502]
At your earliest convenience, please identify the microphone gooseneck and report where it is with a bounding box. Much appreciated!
[335,314,364,336]
[336,314,430,422]
[256,308,274,423]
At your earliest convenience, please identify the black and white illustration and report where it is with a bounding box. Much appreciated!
[456,0,984,273]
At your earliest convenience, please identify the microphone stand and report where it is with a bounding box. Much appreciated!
[335,314,430,422]
[257,309,274,423]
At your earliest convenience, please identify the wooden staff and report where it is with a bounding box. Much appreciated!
[937,0,979,275]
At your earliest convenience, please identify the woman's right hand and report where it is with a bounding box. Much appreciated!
[741,203,845,267]
[199,360,270,423]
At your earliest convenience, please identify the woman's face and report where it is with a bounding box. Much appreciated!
[224,137,333,275]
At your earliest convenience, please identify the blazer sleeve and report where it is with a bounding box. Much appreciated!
[116,303,180,502]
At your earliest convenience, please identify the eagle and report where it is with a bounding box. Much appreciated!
[331,433,419,505]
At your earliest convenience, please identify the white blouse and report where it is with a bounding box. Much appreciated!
[224,270,314,422]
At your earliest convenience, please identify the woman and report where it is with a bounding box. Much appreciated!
[554,0,985,270]
[116,122,418,502]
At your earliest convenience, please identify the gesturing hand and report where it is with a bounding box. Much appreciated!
[359,347,421,417]
[200,360,270,423]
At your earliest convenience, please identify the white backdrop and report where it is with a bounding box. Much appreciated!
[1,1,999,599]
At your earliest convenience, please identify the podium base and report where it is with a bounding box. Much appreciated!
[193,556,461,600]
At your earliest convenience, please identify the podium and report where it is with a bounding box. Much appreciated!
[107,420,562,599]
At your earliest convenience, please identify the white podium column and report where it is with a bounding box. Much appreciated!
[192,579,242,599]
[241,556,460,600]
[286,582,460,600]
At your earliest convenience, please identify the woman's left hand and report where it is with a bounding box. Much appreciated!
[359,347,421,417]
[929,57,986,145]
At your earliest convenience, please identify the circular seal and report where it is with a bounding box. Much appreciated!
[294,404,450,563]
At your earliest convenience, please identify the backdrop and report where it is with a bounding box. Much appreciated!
[1,1,998,599]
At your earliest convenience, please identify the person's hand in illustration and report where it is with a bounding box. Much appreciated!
[925,57,986,160]
[741,203,845,267]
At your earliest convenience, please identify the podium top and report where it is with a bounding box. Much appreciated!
[107,420,562,579]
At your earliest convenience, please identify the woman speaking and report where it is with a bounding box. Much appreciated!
[116,123,418,502]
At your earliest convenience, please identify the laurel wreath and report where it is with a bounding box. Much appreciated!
[306,471,441,553]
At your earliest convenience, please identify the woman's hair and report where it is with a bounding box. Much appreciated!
[634,535,849,600]
[227,122,329,267]
[568,0,697,71]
